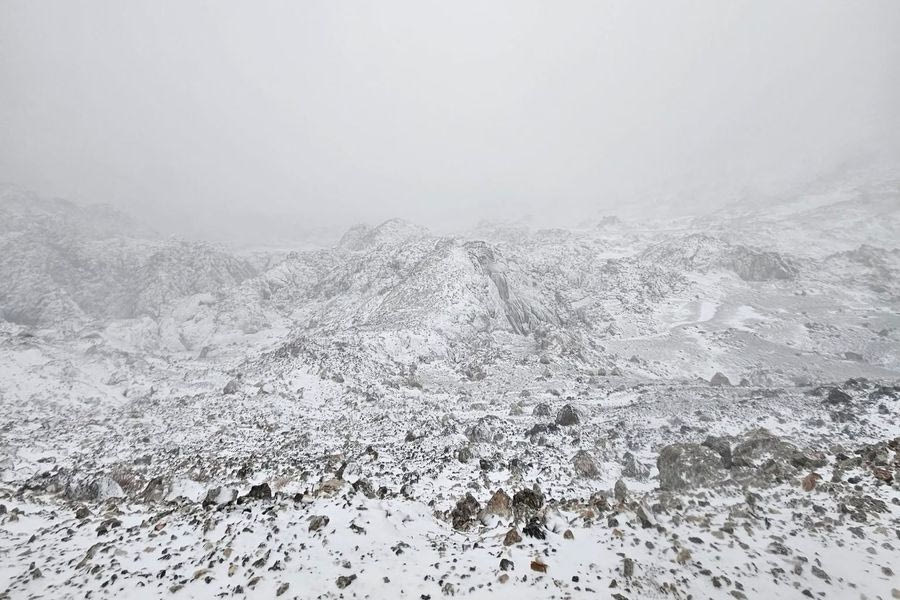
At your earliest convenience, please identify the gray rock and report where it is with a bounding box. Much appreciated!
[573,450,601,478]
[223,379,240,395]
[731,428,798,469]
[555,404,580,426]
[532,403,551,417]
[710,372,732,386]
[657,443,728,490]
[450,493,481,530]
[614,479,628,503]
[466,416,503,444]
[621,452,650,480]
[702,436,733,468]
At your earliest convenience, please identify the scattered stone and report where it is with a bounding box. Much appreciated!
[336,574,356,589]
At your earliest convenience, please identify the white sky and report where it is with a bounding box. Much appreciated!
[2,1,899,238]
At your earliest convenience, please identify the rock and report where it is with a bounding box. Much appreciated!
[532,403,551,417]
[450,493,481,530]
[499,558,514,571]
[75,506,91,520]
[731,428,798,471]
[824,388,852,405]
[308,515,330,532]
[457,446,474,463]
[873,466,893,484]
[246,483,272,500]
[623,557,634,577]
[466,416,503,444]
[276,582,289,596]
[621,452,650,480]
[503,528,522,545]
[710,372,731,386]
[563,529,574,539]
[65,475,124,502]
[483,489,512,520]
[657,443,728,490]
[702,435,733,468]
[635,501,656,528]
[790,450,827,470]
[223,379,240,395]
[573,450,601,478]
[530,559,548,573]
[801,472,821,492]
[204,486,237,505]
[139,476,168,503]
[675,548,692,564]
[336,574,356,589]
[512,487,544,511]
[555,404,580,426]
[523,516,546,539]
[614,479,627,503]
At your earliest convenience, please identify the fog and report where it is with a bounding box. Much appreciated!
[2,1,899,241]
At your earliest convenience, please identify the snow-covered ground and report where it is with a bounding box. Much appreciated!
[1,178,899,598]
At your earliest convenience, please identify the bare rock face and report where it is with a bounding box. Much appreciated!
[657,443,728,490]
[573,450,601,478]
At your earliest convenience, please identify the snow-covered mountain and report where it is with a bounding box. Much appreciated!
[1,176,899,600]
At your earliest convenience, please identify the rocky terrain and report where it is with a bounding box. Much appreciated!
[1,175,899,599]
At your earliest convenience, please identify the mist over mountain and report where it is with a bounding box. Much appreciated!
[2,2,899,599]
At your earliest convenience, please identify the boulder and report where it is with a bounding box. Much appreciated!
[450,493,481,530]
[710,372,732,387]
[621,452,650,480]
[532,403,551,417]
[657,443,728,490]
[555,404,580,426]
[573,450,601,478]
[466,416,503,444]
[731,429,798,469]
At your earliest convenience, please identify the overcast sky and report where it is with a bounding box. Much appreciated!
[2,1,899,239]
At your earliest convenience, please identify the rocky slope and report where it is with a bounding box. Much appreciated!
[1,176,899,599]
